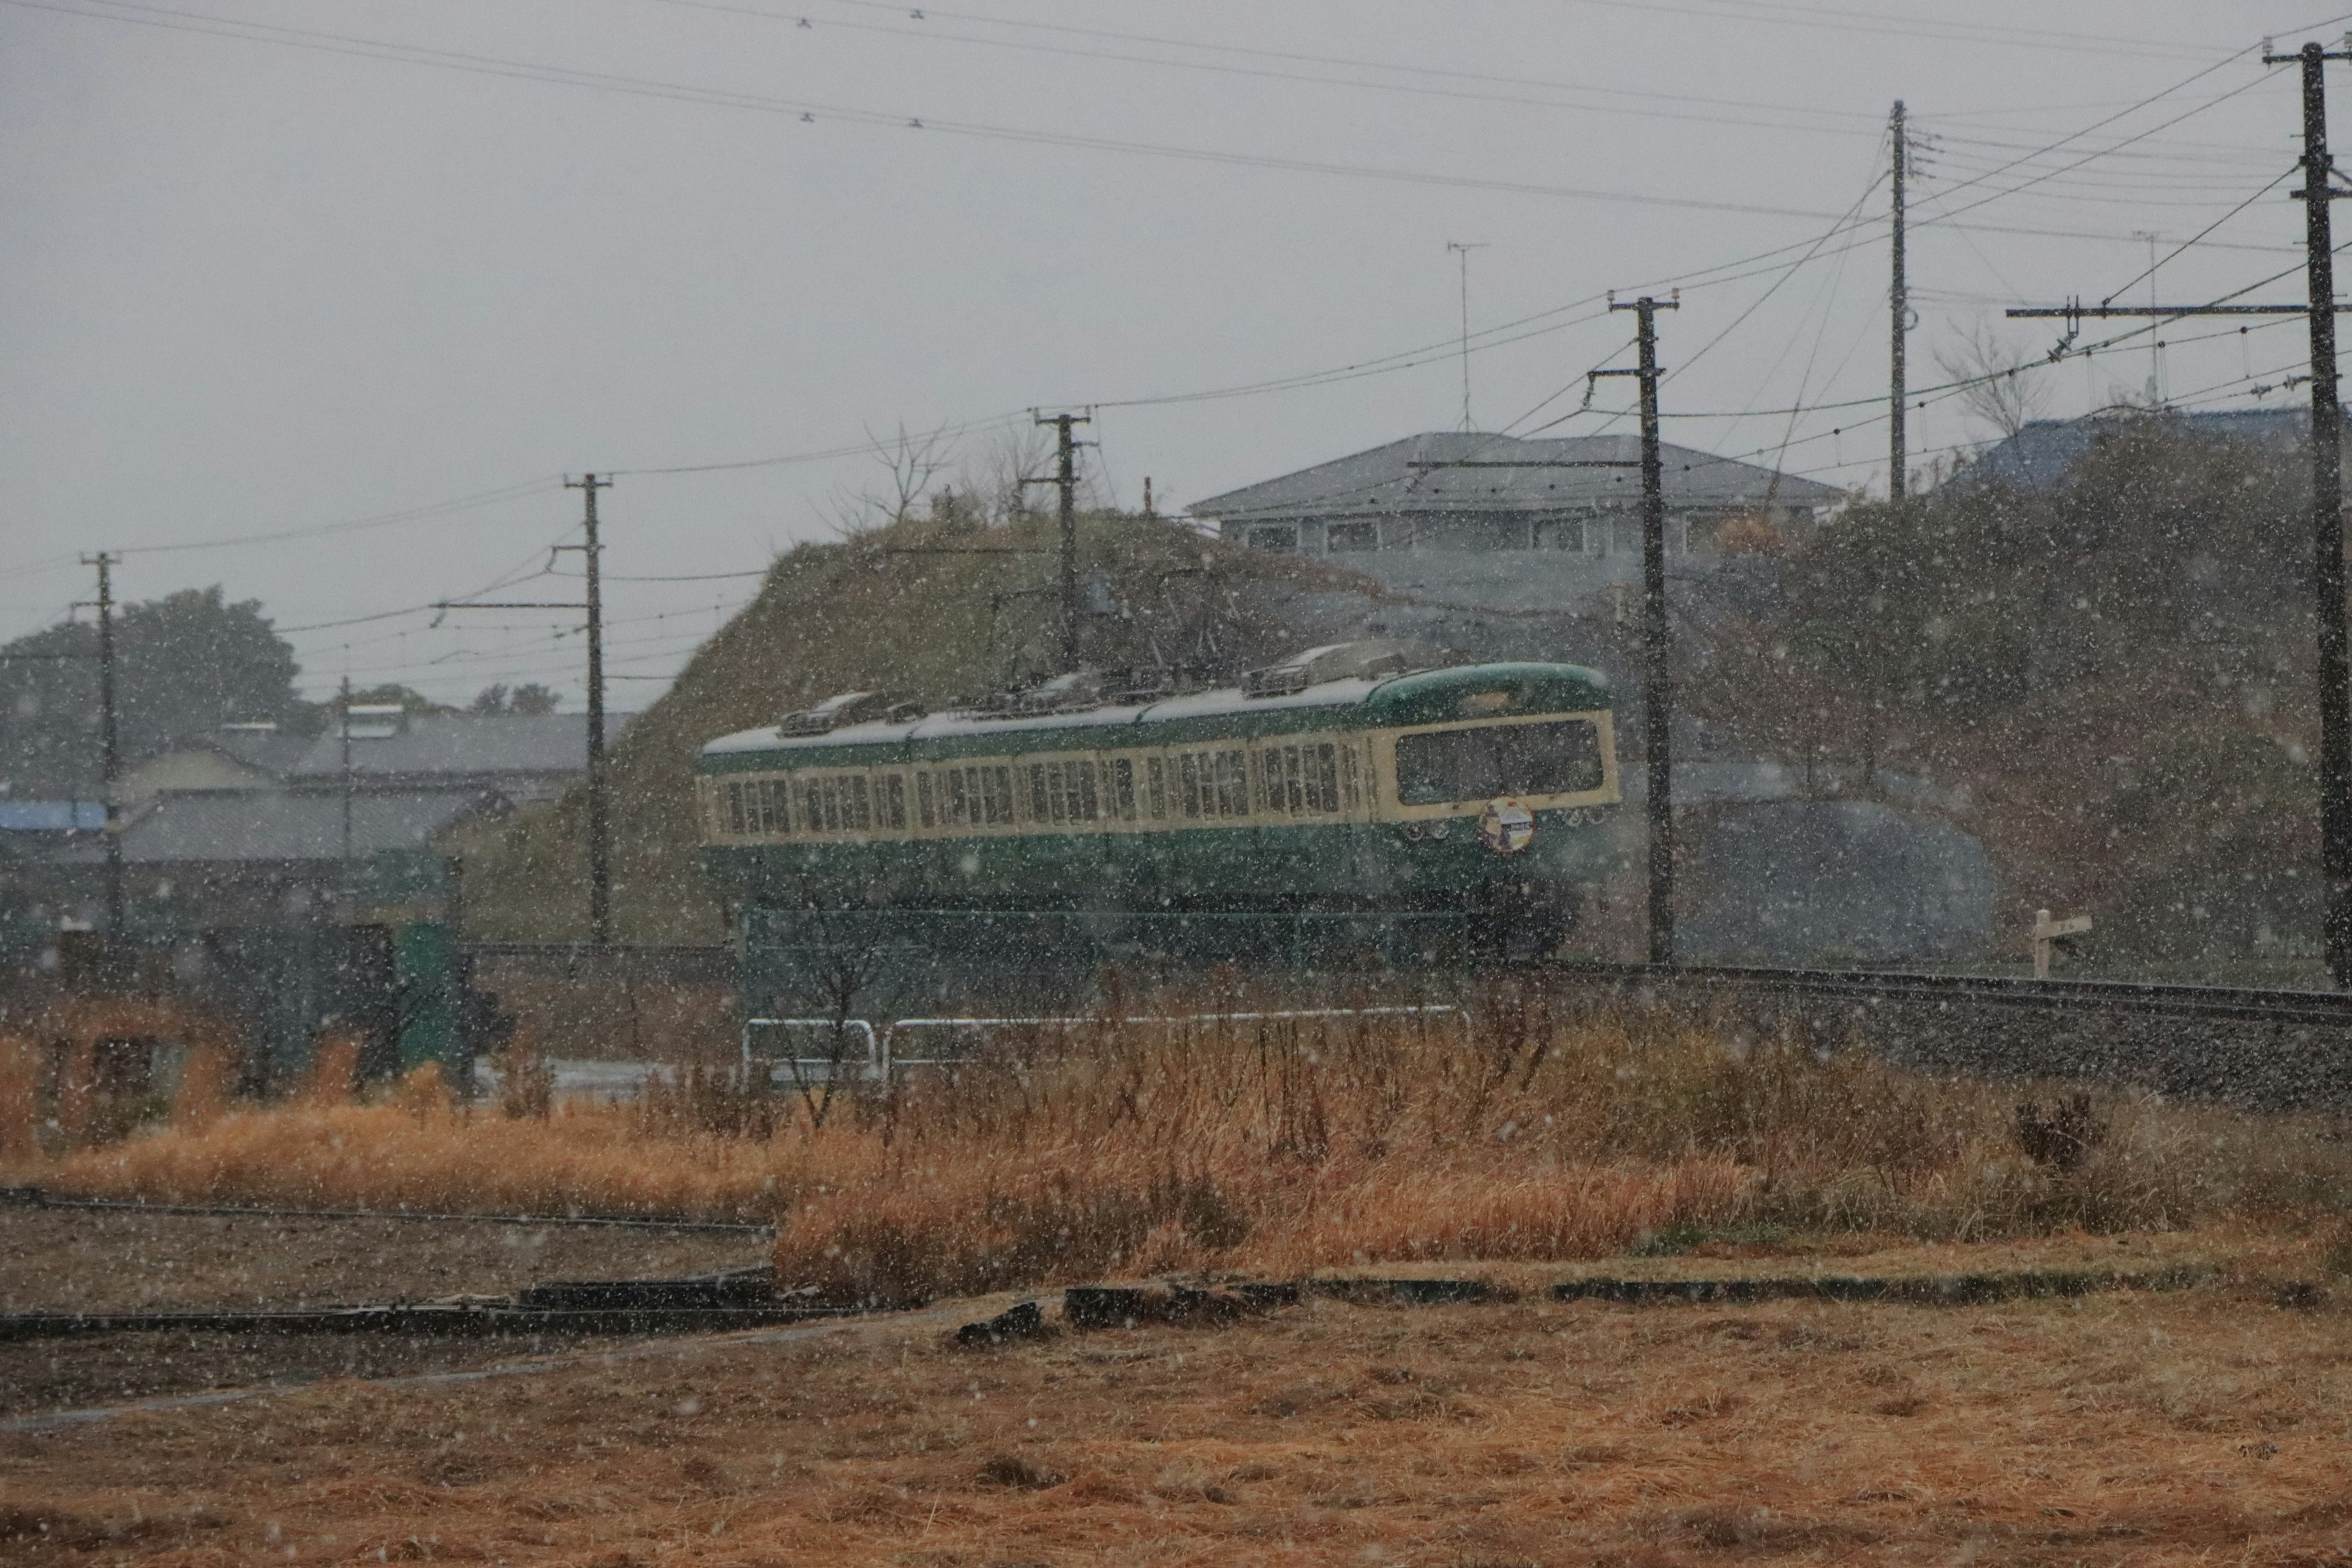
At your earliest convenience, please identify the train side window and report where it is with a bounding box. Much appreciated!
[846,775,872,831]
[1310,743,1340,813]
[758,779,787,835]
[1112,757,1136,820]
[1179,753,1203,817]
[1074,759,1099,821]
[879,774,906,831]
[725,781,747,835]
[1147,755,1167,819]
[1029,763,1051,823]
[916,771,935,828]
[989,766,1015,825]
[1341,743,1362,810]
[946,769,970,826]
[1215,749,1249,816]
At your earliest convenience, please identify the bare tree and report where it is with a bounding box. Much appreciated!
[963,424,1057,525]
[765,905,898,1132]
[1936,320,2051,440]
[828,421,956,537]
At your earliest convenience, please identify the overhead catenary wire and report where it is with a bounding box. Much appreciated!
[10,0,1881,222]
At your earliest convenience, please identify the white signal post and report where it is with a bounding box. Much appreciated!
[2032,908,2092,981]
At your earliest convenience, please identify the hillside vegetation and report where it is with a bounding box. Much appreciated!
[1690,417,2324,965]
[464,509,1382,942]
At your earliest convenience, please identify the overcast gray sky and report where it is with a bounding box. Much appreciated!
[0,0,2340,707]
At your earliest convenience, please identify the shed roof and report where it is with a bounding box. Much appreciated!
[1189,431,1844,522]
[114,787,502,864]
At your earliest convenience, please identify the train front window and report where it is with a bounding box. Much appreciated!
[1394,719,1604,805]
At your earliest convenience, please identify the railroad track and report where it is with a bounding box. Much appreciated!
[1542,962,2352,1027]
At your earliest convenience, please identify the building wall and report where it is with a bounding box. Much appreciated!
[1227,505,1818,561]
[118,751,276,803]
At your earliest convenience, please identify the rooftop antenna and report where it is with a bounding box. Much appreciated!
[2133,229,2165,405]
[1447,241,1488,431]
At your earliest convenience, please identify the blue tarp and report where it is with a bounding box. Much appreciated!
[0,801,105,831]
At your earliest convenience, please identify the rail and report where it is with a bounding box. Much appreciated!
[1544,962,2352,1027]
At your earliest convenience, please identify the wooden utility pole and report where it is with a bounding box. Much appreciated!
[1600,295,1680,965]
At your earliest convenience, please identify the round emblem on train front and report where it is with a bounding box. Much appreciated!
[1477,797,1536,854]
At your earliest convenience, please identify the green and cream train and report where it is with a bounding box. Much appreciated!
[696,643,1624,982]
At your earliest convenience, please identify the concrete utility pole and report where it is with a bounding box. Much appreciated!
[2006,39,2352,986]
[1600,296,1680,965]
[564,473,612,949]
[2281,38,2352,989]
[81,552,122,933]
[436,478,611,946]
[1028,412,1091,673]
[1889,99,1910,500]
[339,674,355,907]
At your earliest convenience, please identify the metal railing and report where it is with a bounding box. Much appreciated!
[740,1005,1469,1080]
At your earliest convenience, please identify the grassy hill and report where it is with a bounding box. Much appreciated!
[463,510,1385,943]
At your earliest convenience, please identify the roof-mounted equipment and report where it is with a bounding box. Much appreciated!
[1241,639,1454,699]
[779,690,897,736]
[1012,670,1106,715]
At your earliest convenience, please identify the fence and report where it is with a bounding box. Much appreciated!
[740,1005,1471,1082]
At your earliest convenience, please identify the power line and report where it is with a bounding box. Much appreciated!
[10,0,1875,222]
[649,0,1893,142]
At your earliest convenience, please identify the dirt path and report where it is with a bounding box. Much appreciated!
[0,1206,772,1417]
[0,1205,768,1313]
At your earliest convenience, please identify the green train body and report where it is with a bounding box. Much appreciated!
[696,658,1623,973]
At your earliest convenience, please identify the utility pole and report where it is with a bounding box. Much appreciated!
[81,552,123,933]
[1448,241,1489,432]
[439,484,610,944]
[1889,99,1909,500]
[1602,295,1680,965]
[339,674,355,908]
[564,473,612,949]
[1027,412,1091,673]
[2005,38,2352,984]
[2285,37,2352,989]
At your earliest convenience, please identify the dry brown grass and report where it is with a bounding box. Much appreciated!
[11,1278,2352,1566]
[29,989,2352,1300]
[0,1036,36,1169]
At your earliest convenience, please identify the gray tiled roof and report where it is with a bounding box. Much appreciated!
[116,787,501,864]
[1189,431,1844,522]
[1952,408,2308,492]
[287,713,627,782]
